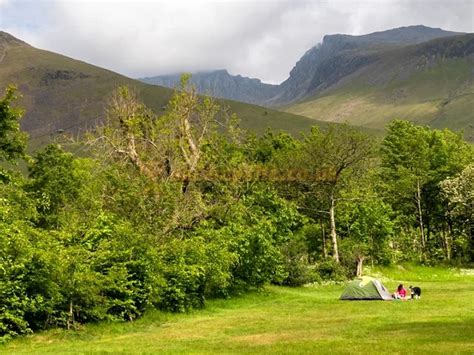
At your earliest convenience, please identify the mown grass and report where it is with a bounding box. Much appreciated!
[2,265,473,354]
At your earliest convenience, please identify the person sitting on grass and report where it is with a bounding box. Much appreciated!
[393,284,407,300]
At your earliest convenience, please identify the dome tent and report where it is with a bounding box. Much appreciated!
[340,276,393,300]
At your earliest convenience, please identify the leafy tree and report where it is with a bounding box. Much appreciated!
[339,198,394,276]
[28,144,80,228]
[381,120,472,259]
[0,176,62,339]
[381,120,431,252]
[244,130,298,164]
[91,78,222,185]
[440,164,474,260]
[0,86,27,164]
[298,124,375,263]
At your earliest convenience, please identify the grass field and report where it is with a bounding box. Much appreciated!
[2,265,473,354]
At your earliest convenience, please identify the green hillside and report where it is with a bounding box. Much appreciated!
[285,34,474,141]
[0,32,320,145]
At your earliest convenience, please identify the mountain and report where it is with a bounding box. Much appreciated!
[2,26,471,145]
[285,33,474,141]
[141,70,278,105]
[0,31,321,148]
[140,25,473,141]
[142,26,462,106]
[269,25,463,105]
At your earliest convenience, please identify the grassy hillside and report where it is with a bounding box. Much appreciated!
[286,35,474,141]
[2,266,473,353]
[0,32,321,146]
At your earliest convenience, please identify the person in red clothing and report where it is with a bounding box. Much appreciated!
[393,284,407,300]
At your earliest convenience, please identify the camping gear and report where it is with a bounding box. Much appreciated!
[340,276,392,300]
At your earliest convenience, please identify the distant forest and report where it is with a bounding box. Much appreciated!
[1,79,472,340]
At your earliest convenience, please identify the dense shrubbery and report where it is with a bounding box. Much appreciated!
[1,82,472,340]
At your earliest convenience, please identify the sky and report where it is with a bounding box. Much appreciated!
[0,0,473,84]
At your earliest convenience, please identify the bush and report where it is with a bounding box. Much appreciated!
[155,231,237,312]
[315,259,348,281]
[156,239,207,312]
[276,237,319,286]
[0,224,62,339]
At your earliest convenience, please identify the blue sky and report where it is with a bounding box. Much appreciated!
[1,0,473,83]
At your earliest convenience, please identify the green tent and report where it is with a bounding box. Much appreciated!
[340,276,393,300]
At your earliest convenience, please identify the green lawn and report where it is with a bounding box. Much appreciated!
[2,266,474,354]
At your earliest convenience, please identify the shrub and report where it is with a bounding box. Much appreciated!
[315,259,348,281]
[276,237,319,286]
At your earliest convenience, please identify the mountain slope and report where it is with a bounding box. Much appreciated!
[0,32,171,139]
[285,33,474,141]
[141,26,463,107]
[0,32,323,147]
[267,25,463,105]
[141,70,278,105]
[139,26,472,140]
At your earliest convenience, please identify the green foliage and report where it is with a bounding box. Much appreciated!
[339,198,394,267]
[315,259,347,281]
[227,187,306,288]
[1,83,472,343]
[440,164,474,261]
[156,239,207,312]
[302,124,375,181]
[245,130,299,164]
[381,120,473,260]
[0,86,27,163]
[277,234,320,286]
[0,214,60,338]
[28,144,80,228]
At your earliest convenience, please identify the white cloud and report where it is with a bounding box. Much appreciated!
[1,0,473,83]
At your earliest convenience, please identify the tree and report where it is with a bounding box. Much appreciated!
[381,121,431,253]
[0,85,27,165]
[28,144,81,228]
[91,77,220,184]
[87,78,232,234]
[339,197,394,276]
[299,124,374,263]
[381,120,472,260]
[440,164,474,260]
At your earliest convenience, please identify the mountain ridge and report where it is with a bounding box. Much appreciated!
[272,26,465,105]
[140,25,465,106]
[286,33,474,141]
[0,32,321,145]
[141,69,279,105]
[139,25,473,141]
[1,26,472,145]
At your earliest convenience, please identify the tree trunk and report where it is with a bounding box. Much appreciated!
[320,219,327,259]
[356,256,365,277]
[443,230,451,260]
[446,207,454,260]
[329,192,339,263]
[67,300,74,330]
[469,213,474,262]
[415,179,426,254]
